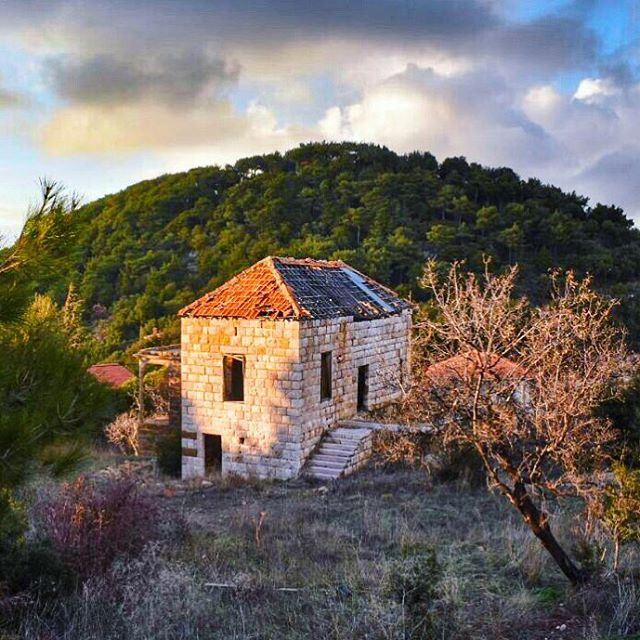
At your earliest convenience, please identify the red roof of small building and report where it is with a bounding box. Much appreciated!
[425,351,524,386]
[87,363,135,387]
[178,256,412,320]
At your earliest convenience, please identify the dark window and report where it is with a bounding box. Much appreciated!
[204,434,222,473]
[223,355,244,401]
[321,351,332,400]
[357,364,369,411]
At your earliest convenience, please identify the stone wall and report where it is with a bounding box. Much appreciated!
[180,309,412,479]
[298,310,412,459]
[181,317,303,479]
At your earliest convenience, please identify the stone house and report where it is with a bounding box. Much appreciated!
[178,256,412,479]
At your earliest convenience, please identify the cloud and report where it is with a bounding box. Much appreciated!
[46,52,238,106]
[39,99,307,156]
[321,65,555,169]
[0,0,497,49]
[4,0,640,221]
[490,15,597,78]
[319,62,640,218]
[573,147,640,213]
[0,86,25,108]
[2,0,597,82]
[573,77,621,103]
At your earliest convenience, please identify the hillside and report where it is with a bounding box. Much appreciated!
[46,142,640,354]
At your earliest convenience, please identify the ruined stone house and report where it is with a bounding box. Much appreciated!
[176,256,412,479]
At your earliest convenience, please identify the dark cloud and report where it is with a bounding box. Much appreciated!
[491,15,597,77]
[46,51,238,106]
[575,147,640,212]
[1,0,497,45]
[1,0,597,77]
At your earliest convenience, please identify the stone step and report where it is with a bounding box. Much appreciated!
[331,428,371,439]
[324,435,363,446]
[309,455,348,468]
[306,461,342,471]
[315,447,352,457]
[318,440,358,455]
[306,463,343,473]
[307,470,341,480]
[304,424,374,481]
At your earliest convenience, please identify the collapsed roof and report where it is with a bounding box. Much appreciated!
[178,256,412,321]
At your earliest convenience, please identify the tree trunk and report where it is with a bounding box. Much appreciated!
[512,482,588,586]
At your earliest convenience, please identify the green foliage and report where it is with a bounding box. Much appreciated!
[32,142,640,354]
[0,489,68,600]
[156,429,182,477]
[384,544,441,634]
[532,585,563,607]
[0,179,79,323]
[0,295,113,488]
[604,463,640,567]
[599,371,640,460]
[0,489,26,553]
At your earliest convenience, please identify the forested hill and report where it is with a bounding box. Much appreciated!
[49,142,640,354]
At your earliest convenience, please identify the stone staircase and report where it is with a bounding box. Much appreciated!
[304,424,373,481]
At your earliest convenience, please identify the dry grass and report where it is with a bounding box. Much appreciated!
[8,467,640,640]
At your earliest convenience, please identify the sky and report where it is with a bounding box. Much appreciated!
[1,0,640,239]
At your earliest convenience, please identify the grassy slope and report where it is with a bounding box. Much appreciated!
[18,467,640,640]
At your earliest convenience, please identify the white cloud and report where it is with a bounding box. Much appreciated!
[573,77,620,103]
[320,65,553,167]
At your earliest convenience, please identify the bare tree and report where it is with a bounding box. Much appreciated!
[405,260,628,585]
[105,411,141,456]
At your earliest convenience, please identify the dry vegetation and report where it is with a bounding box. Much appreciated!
[7,463,640,640]
[405,262,630,585]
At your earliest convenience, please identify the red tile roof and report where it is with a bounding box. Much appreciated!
[425,351,524,386]
[178,256,412,320]
[87,363,135,387]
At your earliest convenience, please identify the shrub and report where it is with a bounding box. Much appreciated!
[384,545,441,634]
[156,429,181,477]
[435,445,485,487]
[373,430,485,486]
[0,490,27,593]
[32,475,162,580]
[105,411,141,456]
[603,463,640,570]
[0,491,71,605]
[372,430,433,469]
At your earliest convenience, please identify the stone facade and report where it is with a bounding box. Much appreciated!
[181,309,411,479]
[297,311,412,461]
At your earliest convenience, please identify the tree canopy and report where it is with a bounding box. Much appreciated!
[28,142,640,356]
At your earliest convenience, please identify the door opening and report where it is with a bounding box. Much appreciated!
[204,434,222,473]
[357,365,369,412]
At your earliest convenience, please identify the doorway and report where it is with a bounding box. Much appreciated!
[204,434,222,473]
[357,365,369,412]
